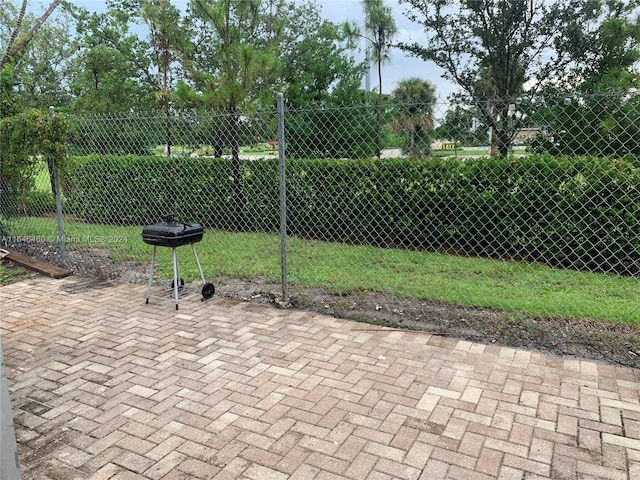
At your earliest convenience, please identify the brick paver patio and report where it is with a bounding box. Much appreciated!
[1,275,639,479]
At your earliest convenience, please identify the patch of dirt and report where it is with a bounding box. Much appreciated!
[3,240,639,369]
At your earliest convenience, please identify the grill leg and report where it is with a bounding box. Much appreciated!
[145,245,157,304]
[172,247,180,310]
[191,244,206,286]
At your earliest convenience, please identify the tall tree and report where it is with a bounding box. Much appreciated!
[389,77,436,158]
[70,6,164,155]
[558,0,640,93]
[141,0,187,156]
[185,0,284,231]
[344,0,398,157]
[0,0,62,117]
[398,0,587,156]
[434,105,485,146]
[0,0,61,70]
[71,7,155,115]
[278,0,363,109]
[0,0,75,114]
[528,1,640,157]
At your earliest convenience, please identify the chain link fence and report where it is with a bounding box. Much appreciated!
[1,92,639,366]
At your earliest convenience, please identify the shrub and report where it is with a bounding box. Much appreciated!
[63,154,639,276]
[0,109,72,218]
[63,155,280,231]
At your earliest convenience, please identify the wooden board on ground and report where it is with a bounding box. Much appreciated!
[0,248,72,279]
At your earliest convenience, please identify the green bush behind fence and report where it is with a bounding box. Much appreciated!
[63,154,640,276]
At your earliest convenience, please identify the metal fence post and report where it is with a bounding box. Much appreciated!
[49,106,66,265]
[277,92,288,303]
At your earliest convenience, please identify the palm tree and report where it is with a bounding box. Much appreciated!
[344,0,398,158]
[390,77,436,158]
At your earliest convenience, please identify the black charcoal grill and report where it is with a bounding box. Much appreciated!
[143,214,214,310]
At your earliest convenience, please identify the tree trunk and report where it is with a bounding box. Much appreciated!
[497,104,512,157]
[229,102,244,232]
[1,0,27,69]
[163,66,171,157]
[1,0,60,69]
[375,51,382,158]
[483,99,514,157]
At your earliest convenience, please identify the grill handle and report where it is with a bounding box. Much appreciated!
[163,214,192,231]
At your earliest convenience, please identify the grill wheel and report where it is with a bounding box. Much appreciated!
[202,283,215,300]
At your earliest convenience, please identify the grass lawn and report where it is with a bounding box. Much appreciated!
[6,217,639,325]
[148,144,279,157]
[33,161,52,191]
[434,147,528,157]
[0,265,26,285]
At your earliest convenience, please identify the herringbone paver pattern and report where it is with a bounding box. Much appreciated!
[1,276,639,479]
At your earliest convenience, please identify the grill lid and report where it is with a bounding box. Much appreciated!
[142,214,204,247]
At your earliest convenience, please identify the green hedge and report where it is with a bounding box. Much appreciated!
[63,154,640,276]
[64,155,281,231]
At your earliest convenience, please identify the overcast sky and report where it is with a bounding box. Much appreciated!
[67,0,457,98]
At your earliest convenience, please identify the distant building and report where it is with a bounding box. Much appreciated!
[513,127,542,144]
